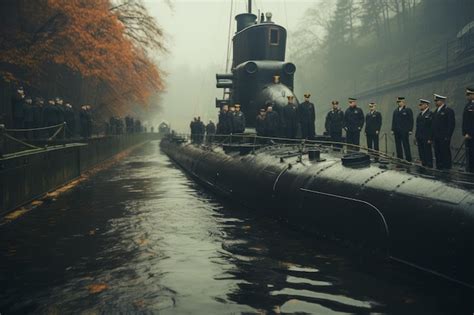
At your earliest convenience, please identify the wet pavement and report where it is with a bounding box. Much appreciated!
[0,141,472,314]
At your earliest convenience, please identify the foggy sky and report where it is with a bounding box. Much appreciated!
[145,0,314,131]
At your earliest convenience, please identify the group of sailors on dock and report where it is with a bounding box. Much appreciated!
[190,87,474,173]
[7,86,93,139]
[3,86,147,141]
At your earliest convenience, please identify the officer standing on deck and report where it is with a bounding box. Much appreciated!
[256,109,266,136]
[463,87,474,173]
[432,94,455,170]
[415,99,433,168]
[206,120,216,143]
[12,87,25,129]
[232,104,246,133]
[365,102,382,153]
[32,97,44,139]
[344,98,364,151]
[23,96,34,139]
[282,95,299,139]
[391,97,414,162]
[299,93,315,139]
[325,101,344,148]
[264,105,279,138]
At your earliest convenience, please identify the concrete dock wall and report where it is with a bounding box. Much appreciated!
[0,134,151,214]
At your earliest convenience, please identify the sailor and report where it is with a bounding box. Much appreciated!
[256,108,266,136]
[343,97,364,151]
[365,102,382,153]
[218,105,231,135]
[282,95,299,139]
[206,120,216,143]
[228,105,236,134]
[463,87,474,172]
[432,94,455,170]
[232,104,246,133]
[197,116,205,143]
[64,103,76,138]
[299,93,315,139]
[12,87,25,129]
[264,105,280,138]
[325,100,344,148]
[190,117,197,143]
[415,99,433,168]
[391,97,414,162]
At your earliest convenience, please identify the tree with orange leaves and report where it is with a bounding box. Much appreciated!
[0,0,166,116]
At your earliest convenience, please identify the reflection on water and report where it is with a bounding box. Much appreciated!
[0,141,472,314]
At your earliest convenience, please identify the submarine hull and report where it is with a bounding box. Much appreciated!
[160,138,474,288]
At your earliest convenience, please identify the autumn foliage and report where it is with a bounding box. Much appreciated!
[0,0,165,115]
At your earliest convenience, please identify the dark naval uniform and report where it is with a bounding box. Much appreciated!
[365,110,382,152]
[256,113,266,136]
[325,109,344,146]
[218,110,232,135]
[432,104,455,170]
[299,101,315,139]
[463,99,474,172]
[282,104,299,138]
[415,109,433,168]
[391,106,414,161]
[264,111,280,137]
[232,111,246,133]
[344,106,364,150]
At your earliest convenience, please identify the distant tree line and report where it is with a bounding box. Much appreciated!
[292,0,474,100]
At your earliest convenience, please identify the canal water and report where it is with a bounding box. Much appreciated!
[0,141,472,314]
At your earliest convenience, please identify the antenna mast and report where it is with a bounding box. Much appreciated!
[248,0,252,13]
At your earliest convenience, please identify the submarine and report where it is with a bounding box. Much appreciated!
[160,3,474,289]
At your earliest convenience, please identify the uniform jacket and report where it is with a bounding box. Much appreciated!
[206,122,216,134]
[344,106,364,132]
[391,106,414,133]
[255,115,265,135]
[282,104,299,129]
[232,111,246,133]
[325,109,344,133]
[299,101,315,123]
[462,101,474,137]
[264,111,280,135]
[432,104,455,140]
[415,109,433,141]
[365,111,382,135]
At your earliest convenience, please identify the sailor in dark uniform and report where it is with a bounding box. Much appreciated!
[463,87,474,172]
[325,100,344,148]
[391,97,414,162]
[364,102,382,153]
[232,104,246,133]
[256,108,266,136]
[282,95,299,139]
[218,105,231,135]
[415,99,433,168]
[343,97,364,151]
[432,94,455,170]
[190,117,197,143]
[299,93,315,139]
[264,105,279,138]
[206,120,216,143]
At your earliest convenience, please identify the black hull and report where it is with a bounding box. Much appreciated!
[160,138,474,288]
